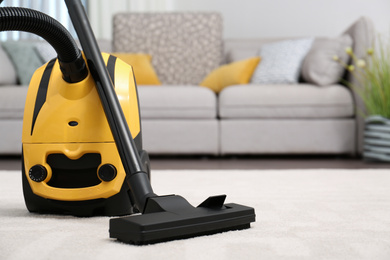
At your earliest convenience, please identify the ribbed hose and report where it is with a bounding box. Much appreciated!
[0,7,87,83]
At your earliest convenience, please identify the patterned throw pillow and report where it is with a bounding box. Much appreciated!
[113,13,223,85]
[251,38,314,84]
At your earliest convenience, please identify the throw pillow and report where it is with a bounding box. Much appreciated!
[2,41,44,85]
[34,41,57,63]
[113,13,223,85]
[251,38,314,84]
[111,53,161,85]
[200,57,261,93]
[301,35,353,86]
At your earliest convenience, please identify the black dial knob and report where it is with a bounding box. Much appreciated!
[98,164,117,182]
[29,165,47,182]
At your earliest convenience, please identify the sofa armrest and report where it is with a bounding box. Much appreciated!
[342,16,375,154]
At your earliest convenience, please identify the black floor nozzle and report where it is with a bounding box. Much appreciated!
[109,195,255,245]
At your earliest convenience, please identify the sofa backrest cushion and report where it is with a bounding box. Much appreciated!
[224,17,374,87]
[223,38,288,64]
[113,12,223,85]
[0,44,18,86]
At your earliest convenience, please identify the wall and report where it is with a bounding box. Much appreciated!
[171,0,390,38]
[88,0,390,40]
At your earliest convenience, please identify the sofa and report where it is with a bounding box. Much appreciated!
[0,13,374,156]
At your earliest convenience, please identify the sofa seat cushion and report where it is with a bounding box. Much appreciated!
[138,86,217,119]
[0,86,28,119]
[0,85,217,120]
[219,84,354,119]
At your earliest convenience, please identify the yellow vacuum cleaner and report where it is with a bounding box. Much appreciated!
[22,52,149,216]
[2,0,255,244]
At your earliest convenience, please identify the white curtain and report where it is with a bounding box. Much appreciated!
[0,0,87,41]
[129,0,175,11]
[88,0,175,40]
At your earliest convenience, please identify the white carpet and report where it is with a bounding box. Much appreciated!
[1,169,390,260]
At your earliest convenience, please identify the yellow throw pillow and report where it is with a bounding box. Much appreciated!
[111,53,161,85]
[200,57,261,93]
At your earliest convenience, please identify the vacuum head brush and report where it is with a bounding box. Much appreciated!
[109,195,255,245]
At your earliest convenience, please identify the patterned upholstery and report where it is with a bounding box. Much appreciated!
[113,13,223,85]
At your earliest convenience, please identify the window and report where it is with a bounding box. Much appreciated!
[0,0,87,41]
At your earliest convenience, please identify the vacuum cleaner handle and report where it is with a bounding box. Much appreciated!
[64,0,156,211]
[64,2,255,245]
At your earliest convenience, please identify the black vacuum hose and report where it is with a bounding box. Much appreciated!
[0,7,87,83]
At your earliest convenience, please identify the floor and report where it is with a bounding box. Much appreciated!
[1,155,390,171]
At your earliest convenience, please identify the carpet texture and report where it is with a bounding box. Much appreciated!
[1,169,390,260]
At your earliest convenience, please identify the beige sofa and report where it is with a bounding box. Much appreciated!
[0,14,374,156]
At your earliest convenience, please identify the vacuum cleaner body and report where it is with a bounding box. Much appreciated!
[22,54,146,216]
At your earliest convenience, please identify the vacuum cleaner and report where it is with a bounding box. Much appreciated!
[2,0,255,244]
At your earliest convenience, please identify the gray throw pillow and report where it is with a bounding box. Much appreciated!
[2,41,44,85]
[301,35,353,86]
[35,41,57,63]
[251,38,314,84]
